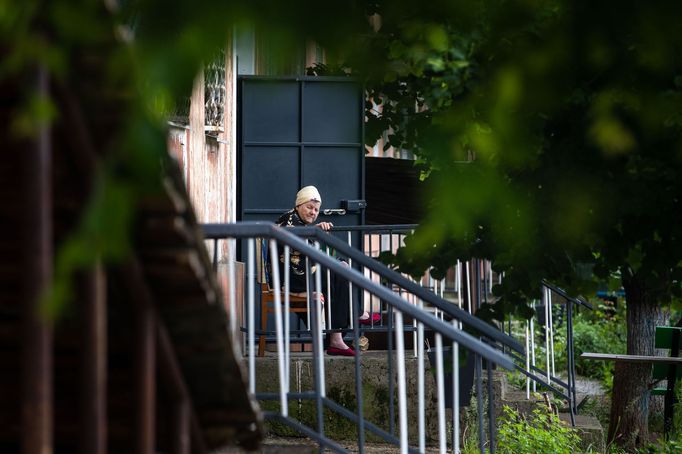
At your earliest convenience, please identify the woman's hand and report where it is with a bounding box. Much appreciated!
[312,292,325,304]
[316,221,333,231]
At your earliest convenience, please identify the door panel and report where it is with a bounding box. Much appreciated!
[302,82,362,143]
[239,76,364,228]
[302,146,361,227]
[242,81,299,143]
[243,146,300,210]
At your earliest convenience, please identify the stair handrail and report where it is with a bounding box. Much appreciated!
[541,279,593,310]
[202,221,515,368]
[315,225,580,414]
[285,225,524,354]
[279,224,586,425]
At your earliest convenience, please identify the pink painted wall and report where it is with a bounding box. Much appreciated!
[167,43,237,265]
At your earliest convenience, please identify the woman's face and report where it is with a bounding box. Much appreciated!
[296,201,321,224]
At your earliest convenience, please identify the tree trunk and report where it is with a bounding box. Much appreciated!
[608,274,662,450]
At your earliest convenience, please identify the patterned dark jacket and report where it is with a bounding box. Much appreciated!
[275,208,309,292]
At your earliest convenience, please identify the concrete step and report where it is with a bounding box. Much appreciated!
[500,390,605,452]
[244,355,603,452]
[559,413,605,453]
[500,389,590,414]
[213,436,445,453]
[253,352,448,444]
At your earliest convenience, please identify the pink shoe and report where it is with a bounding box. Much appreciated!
[359,313,381,325]
[327,346,356,356]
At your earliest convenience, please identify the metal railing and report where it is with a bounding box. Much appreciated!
[324,225,591,427]
[202,222,519,453]
[502,281,592,425]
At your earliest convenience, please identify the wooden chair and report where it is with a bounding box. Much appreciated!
[257,239,312,356]
[258,283,308,356]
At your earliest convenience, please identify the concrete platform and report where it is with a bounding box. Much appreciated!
[252,352,446,444]
[559,413,605,453]
[250,353,505,445]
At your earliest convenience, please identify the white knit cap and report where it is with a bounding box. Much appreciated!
[295,186,322,207]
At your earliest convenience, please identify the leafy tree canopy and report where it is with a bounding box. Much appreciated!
[357,3,682,445]
[364,0,682,320]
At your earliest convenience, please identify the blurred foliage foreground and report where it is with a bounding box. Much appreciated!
[4,0,682,449]
[367,2,682,448]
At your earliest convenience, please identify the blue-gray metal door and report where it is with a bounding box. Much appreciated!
[238,76,365,229]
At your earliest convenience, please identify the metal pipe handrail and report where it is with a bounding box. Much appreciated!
[206,223,582,416]
[284,225,524,354]
[204,222,522,353]
[286,223,583,430]
[541,279,592,309]
[323,227,580,372]
[202,222,514,369]
[327,224,418,233]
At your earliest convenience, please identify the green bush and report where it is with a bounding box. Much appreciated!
[497,405,581,454]
[504,300,625,393]
[637,439,682,453]
[642,380,682,452]
[572,302,626,388]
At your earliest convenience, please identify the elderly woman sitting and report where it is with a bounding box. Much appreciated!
[275,186,379,356]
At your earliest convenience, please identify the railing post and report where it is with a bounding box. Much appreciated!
[325,246,332,329]
[371,234,379,327]
[247,239,255,394]
[474,259,481,311]
[307,257,325,448]
[394,311,408,454]
[384,229,394,435]
[567,302,577,425]
[526,321,531,399]
[544,287,551,385]
[465,261,472,314]
[346,232,354,330]
[269,240,288,417]
[417,302,425,453]
[305,257,311,328]
[313,242,326,399]
[487,360,495,453]
[548,290,556,377]
[530,312,537,393]
[569,302,578,416]
[353,278,366,454]
[452,331,460,454]
[284,246,291,391]
[387,305,395,436]
[435,334,446,454]
[454,275,463,454]
[476,354,485,454]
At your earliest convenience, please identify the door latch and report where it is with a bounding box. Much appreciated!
[322,209,347,216]
[341,199,367,212]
